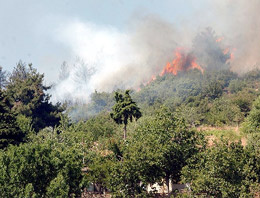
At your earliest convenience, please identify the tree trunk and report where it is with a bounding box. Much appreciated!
[166,176,170,194]
[123,124,127,140]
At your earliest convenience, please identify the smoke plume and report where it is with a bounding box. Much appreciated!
[207,0,260,73]
[51,0,260,102]
[51,17,179,102]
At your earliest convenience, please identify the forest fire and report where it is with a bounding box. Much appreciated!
[223,47,236,62]
[146,75,156,85]
[216,36,224,43]
[216,36,235,63]
[160,48,204,76]
[141,31,235,89]
[139,48,204,89]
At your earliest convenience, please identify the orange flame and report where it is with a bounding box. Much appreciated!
[230,48,236,61]
[223,47,236,62]
[160,49,203,76]
[216,36,224,43]
[143,75,156,86]
[223,48,230,55]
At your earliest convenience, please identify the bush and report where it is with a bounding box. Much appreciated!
[242,96,260,133]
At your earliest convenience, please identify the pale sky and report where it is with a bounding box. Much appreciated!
[2,0,259,102]
[0,0,210,82]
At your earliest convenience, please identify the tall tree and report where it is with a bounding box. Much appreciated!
[108,106,205,196]
[0,89,24,149]
[6,61,64,131]
[136,107,205,192]
[110,90,141,140]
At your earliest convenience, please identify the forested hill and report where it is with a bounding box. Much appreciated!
[1,63,260,197]
[69,68,260,128]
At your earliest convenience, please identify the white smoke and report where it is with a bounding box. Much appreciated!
[51,20,135,102]
[51,17,177,102]
[205,0,260,73]
[50,0,260,103]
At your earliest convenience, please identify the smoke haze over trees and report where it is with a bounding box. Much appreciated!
[49,0,260,103]
[1,1,260,197]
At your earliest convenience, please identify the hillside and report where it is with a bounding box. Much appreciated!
[1,62,260,197]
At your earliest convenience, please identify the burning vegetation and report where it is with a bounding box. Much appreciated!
[141,28,236,88]
[3,1,260,197]
[160,48,203,76]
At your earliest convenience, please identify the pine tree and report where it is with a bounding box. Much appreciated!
[110,90,141,140]
[6,62,64,131]
[0,89,24,149]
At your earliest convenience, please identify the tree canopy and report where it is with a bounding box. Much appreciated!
[242,95,260,133]
[110,90,142,139]
[1,58,260,197]
[0,89,25,149]
[6,62,64,131]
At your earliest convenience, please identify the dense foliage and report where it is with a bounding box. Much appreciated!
[0,89,25,149]
[6,62,64,131]
[110,90,142,140]
[182,140,257,197]
[1,61,260,197]
[242,95,260,133]
[0,138,84,197]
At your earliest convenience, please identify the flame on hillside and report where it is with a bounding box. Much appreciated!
[145,75,156,85]
[216,37,224,43]
[223,47,236,62]
[139,48,204,89]
[140,35,235,89]
[160,48,204,76]
[137,75,156,92]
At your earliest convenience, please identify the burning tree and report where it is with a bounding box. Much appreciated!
[158,28,233,79]
[192,27,232,71]
[160,48,203,76]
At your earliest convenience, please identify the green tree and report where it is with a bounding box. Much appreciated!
[228,79,246,94]
[6,61,64,131]
[231,89,256,117]
[87,151,114,194]
[108,107,205,196]
[0,137,84,197]
[176,104,202,127]
[244,68,260,81]
[0,89,25,149]
[206,98,243,126]
[134,107,205,192]
[84,112,119,141]
[203,79,223,100]
[110,90,142,140]
[106,138,152,197]
[245,133,260,191]
[242,96,260,133]
[46,173,70,198]
[182,140,253,197]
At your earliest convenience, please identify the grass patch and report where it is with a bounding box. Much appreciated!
[197,126,246,143]
[202,129,242,141]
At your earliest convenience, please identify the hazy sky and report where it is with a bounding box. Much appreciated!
[2,0,259,102]
[0,0,209,82]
